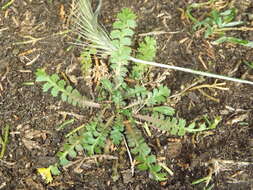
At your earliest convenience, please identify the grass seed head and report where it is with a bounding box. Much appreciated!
[72,0,115,55]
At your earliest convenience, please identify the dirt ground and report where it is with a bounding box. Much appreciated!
[0,0,253,189]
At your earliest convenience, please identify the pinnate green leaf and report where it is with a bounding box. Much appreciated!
[35,69,91,108]
[150,106,175,116]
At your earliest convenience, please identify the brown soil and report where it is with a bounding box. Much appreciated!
[0,0,253,190]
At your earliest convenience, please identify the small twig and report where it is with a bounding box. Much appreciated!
[58,111,85,120]
[138,30,181,37]
[1,66,10,82]
[25,54,40,66]
[197,88,219,103]
[0,182,7,190]
[0,27,8,32]
[169,78,205,99]
[0,159,16,166]
[123,135,135,176]
[82,154,118,161]
[216,27,253,32]
[13,30,70,45]
[13,35,44,45]
[0,125,10,159]
[189,81,229,91]
[64,154,118,169]
[159,162,174,176]
[81,99,101,108]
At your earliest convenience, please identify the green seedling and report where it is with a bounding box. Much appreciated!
[35,7,221,182]
[243,61,253,69]
[186,1,253,48]
[213,36,253,47]
[0,124,10,159]
[2,0,14,10]
[190,8,244,38]
[186,0,216,22]
[192,174,214,190]
[203,115,222,129]
[131,36,157,80]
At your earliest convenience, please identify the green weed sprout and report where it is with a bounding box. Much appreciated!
[72,0,253,85]
[186,1,253,47]
[35,7,222,182]
[1,0,15,10]
[243,61,253,69]
[192,172,214,190]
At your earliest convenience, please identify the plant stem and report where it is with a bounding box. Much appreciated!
[217,27,253,32]
[130,57,253,85]
[65,124,86,138]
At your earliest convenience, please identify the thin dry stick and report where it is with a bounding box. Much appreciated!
[0,125,10,159]
[123,135,135,176]
[130,57,253,85]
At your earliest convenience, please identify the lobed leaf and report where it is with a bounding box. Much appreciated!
[132,36,157,80]
[35,69,94,108]
[110,8,136,87]
[150,106,175,116]
[125,122,167,181]
[110,116,124,145]
[145,86,170,106]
